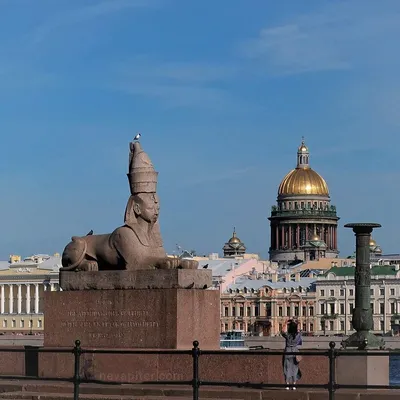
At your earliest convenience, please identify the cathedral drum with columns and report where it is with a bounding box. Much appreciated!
[269,140,340,265]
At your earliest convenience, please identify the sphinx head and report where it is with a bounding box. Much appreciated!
[132,192,160,224]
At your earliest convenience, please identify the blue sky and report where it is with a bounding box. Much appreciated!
[0,0,399,260]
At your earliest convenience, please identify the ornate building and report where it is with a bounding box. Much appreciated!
[269,139,340,264]
[223,228,246,258]
[220,272,317,336]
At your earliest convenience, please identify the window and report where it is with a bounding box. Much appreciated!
[266,303,272,317]
[350,321,353,330]
[320,321,325,330]
[380,288,385,296]
[371,303,374,314]
[340,321,345,331]
[391,303,396,314]
[278,307,283,317]
[287,307,290,317]
[11,320,16,328]
[370,289,374,296]
[310,322,314,332]
[329,321,334,331]
[302,323,306,332]
[29,319,33,328]
[329,303,335,314]
[340,304,345,315]
[224,307,229,317]
[380,303,385,314]
[239,323,243,330]
[2,320,7,328]
[390,288,395,296]
[380,320,384,331]
[38,320,42,328]
[320,290,325,297]
[224,323,228,331]
[294,306,299,317]
[239,306,244,317]
[302,306,306,316]
[349,303,354,313]
[309,306,314,316]
[330,289,334,297]
[340,289,344,297]
[247,306,251,317]
[320,303,325,314]
[349,289,354,296]
[232,307,236,317]
[20,320,24,328]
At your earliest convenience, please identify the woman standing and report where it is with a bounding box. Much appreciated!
[281,320,303,390]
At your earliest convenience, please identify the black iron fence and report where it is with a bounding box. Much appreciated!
[0,340,399,400]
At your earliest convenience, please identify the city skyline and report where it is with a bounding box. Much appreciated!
[0,0,399,259]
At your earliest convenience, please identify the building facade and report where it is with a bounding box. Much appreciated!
[0,254,61,334]
[220,273,317,336]
[314,265,400,336]
[269,140,340,265]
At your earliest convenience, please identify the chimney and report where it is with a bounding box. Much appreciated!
[295,272,301,282]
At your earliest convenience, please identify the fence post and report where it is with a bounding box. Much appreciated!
[73,340,82,400]
[191,340,200,400]
[328,341,336,400]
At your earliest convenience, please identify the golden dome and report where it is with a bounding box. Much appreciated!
[311,234,320,241]
[369,239,376,247]
[228,228,241,244]
[278,168,329,196]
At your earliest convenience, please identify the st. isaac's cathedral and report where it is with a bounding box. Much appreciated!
[268,140,340,265]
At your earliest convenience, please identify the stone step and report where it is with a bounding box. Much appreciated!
[0,393,228,400]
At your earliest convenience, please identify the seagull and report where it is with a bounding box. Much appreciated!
[134,133,141,141]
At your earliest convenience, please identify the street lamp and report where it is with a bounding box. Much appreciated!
[342,223,385,349]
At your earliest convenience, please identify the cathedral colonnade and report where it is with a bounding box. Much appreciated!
[270,223,338,250]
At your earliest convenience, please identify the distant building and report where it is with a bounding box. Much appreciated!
[314,265,400,336]
[222,228,246,258]
[220,271,317,336]
[0,254,61,334]
[268,139,339,265]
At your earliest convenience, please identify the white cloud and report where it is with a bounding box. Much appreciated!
[31,0,157,44]
[238,1,400,75]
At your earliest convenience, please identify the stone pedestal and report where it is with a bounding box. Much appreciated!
[44,287,220,349]
[336,352,389,386]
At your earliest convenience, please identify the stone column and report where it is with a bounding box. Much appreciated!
[288,225,292,248]
[281,226,285,248]
[34,284,39,314]
[296,224,300,247]
[9,284,13,314]
[0,285,4,314]
[343,223,384,349]
[17,285,22,314]
[26,284,31,314]
[275,226,279,250]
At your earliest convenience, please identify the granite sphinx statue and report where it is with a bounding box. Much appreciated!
[60,140,198,272]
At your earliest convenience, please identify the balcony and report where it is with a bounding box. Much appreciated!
[270,207,337,219]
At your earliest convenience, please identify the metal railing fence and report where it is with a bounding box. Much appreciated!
[0,340,399,400]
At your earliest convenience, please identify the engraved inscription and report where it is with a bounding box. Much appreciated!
[67,310,150,318]
[60,320,159,329]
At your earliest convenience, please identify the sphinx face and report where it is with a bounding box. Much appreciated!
[135,192,160,224]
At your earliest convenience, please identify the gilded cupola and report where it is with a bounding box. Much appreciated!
[278,138,329,197]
